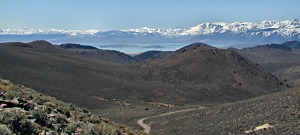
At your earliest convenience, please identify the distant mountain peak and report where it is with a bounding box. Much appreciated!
[283,40,300,44]
[243,40,300,51]
[293,19,299,22]
[29,40,51,44]
[0,19,299,44]
[175,42,214,53]
[59,43,98,50]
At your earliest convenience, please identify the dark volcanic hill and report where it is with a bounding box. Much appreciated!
[60,43,98,50]
[1,40,66,53]
[0,41,148,109]
[0,41,288,110]
[238,41,300,63]
[135,43,288,103]
[238,41,300,86]
[134,42,222,62]
[58,43,138,64]
[134,50,172,61]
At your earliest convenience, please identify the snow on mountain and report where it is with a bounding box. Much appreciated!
[181,19,300,36]
[122,27,186,37]
[0,19,299,43]
[0,28,100,35]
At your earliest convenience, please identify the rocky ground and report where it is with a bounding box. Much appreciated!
[0,79,145,135]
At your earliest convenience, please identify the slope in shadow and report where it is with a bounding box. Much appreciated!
[238,41,300,86]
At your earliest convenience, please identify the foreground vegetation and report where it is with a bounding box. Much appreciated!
[0,78,145,134]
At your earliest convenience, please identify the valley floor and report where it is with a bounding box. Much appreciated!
[137,107,206,134]
[90,88,300,134]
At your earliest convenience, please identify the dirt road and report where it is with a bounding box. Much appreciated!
[137,107,206,134]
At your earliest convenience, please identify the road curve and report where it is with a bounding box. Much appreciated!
[137,117,151,134]
[137,107,206,134]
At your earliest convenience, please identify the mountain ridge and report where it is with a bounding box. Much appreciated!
[58,43,138,64]
[241,41,300,51]
[237,41,300,86]
[1,19,299,44]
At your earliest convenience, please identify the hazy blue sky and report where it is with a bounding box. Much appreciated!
[1,0,300,30]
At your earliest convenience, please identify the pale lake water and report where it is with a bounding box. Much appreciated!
[93,43,236,54]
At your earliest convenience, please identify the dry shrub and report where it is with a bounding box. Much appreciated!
[0,79,12,92]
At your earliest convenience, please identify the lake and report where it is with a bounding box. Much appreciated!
[94,43,236,54]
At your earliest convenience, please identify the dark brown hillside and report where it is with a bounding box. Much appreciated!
[134,50,172,61]
[0,41,288,111]
[60,43,98,50]
[135,43,288,103]
[0,41,145,109]
[0,41,190,109]
[238,41,300,63]
[238,41,300,86]
[58,43,138,64]
[1,40,74,55]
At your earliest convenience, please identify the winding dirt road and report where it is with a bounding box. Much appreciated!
[137,107,206,134]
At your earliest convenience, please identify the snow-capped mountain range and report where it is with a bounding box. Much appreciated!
[1,19,299,44]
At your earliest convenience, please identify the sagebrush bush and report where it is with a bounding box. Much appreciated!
[3,90,19,100]
[0,79,12,92]
[64,122,77,134]
[57,103,72,117]
[0,108,27,124]
[82,123,94,134]
[0,124,13,135]
[89,115,101,124]
[91,123,103,135]
[44,101,57,109]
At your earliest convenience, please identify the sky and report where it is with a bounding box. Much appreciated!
[1,0,300,30]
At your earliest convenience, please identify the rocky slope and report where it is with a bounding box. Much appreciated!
[0,79,144,134]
